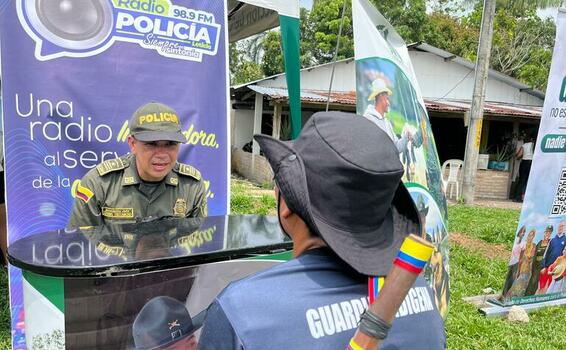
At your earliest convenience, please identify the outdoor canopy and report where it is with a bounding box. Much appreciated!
[228,0,302,139]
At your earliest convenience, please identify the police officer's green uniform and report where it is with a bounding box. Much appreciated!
[68,102,207,228]
[68,154,207,228]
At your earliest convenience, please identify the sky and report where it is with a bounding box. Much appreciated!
[300,0,313,9]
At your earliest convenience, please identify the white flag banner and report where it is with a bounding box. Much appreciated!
[500,9,566,306]
[353,0,450,317]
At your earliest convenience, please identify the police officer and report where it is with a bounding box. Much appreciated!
[68,102,207,228]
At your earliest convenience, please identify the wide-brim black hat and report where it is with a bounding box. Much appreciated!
[254,111,421,276]
[133,296,205,350]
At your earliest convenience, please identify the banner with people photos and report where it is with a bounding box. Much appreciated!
[500,10,566,306]
[352,0,450,318]
[0,1,229,348]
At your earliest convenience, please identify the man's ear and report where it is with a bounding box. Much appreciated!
[277,191,293,219]
[127,135,136,153]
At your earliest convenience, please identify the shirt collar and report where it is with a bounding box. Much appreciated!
[122,156,179,187]
[122,157,140,186]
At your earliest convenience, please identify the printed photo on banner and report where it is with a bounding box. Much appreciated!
[356,58,446,219]
[355,57,450,317]
[499,10,566,307]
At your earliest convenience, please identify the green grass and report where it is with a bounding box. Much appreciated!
[448,205,520,248]
[0,268,9,349]
[230,177,276,215]
[0,182,563,349]
[446,244,566,350]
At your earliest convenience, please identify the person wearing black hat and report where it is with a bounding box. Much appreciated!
[198,112,445,349]
[133,296,205,350]
[68,102,207,228]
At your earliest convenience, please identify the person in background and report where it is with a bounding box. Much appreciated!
[515,133,534,202]
[511,132,524,202]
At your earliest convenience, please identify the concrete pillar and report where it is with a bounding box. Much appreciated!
[272,102,282,140]
[252,93,263,155]
[230,99,236,148]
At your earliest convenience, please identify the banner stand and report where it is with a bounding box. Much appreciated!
[462,293,566,318]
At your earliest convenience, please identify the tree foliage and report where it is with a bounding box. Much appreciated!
[229,0,559,93]
[369,0,431,43]
[307,0,354,64]
[261,31,285,76]
[229,42,264,85]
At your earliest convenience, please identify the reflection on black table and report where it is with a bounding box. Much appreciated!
[8,215,289,274]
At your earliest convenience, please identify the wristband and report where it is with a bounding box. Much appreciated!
[347,338,364,350]
[393,237,434,274]
[358,309,391,340]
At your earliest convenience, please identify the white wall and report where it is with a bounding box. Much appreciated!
[233,109,254,149]
[258,60,357,92]
[410,51,543,106]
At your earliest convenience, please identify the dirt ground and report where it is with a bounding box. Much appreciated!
[449,232,510,260]
[447,198,522,210]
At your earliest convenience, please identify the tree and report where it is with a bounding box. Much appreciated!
[423,11,478,60]
[490,10,556,91]
[369,0,431,43]
[261,31,285,76]
[261,7,315,76]
[307,0,354,64]
[229,42,264,85]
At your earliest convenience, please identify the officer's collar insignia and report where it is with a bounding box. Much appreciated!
[168,320,180,330]
[177,163,201,181]
[169,177,179,186]
[97,157,126,176]
[173,198,187,217]
[124,176,135,185]
[123,233,135,242]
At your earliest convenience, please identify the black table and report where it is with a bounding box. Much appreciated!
[9,215,291,350]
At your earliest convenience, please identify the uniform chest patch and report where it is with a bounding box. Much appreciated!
[102,207,134,219]
[173,199,187,217]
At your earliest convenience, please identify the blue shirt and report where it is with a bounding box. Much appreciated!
[543,234,566,268]
[198,248,446,349]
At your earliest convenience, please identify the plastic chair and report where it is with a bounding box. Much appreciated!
[441,159,464,200]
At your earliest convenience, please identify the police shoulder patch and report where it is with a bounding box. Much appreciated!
[176,163,201,181]
[96,158,126,176]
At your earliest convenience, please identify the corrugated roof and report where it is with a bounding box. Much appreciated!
[246,85,542,119]
[425,99,542,119]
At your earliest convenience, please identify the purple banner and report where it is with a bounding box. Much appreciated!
[0,1,229,348]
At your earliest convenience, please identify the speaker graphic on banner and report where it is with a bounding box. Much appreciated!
[499,9,566,307]
[352,0,450,318]
[0,1,229,348]
[17,0,221,61]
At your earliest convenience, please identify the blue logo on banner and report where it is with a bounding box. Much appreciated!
[16,0,221,61]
